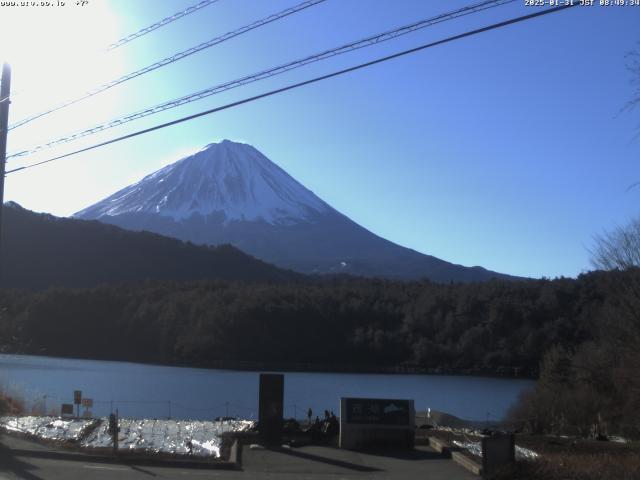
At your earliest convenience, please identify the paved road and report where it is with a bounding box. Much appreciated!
[0,434,476,479]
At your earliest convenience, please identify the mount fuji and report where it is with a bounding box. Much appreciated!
[75,140,510,282]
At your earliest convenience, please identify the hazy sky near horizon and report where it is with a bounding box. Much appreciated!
[0,0,638,279]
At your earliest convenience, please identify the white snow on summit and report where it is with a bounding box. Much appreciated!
[75,140,331,225]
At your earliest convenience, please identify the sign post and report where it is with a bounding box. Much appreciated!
[73,390,82,417]
[482,433,515,475]
[81,398,93,418]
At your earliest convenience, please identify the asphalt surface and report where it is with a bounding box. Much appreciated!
[0,433,477,479]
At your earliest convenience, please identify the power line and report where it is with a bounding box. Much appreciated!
[0,3,223,107]
[172,402,228,412]
[8,0,326,131]
[6,3,577,176]
[107,0,222,51]
[7,0,513,160]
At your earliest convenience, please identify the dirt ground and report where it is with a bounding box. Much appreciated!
[427,427,640,480]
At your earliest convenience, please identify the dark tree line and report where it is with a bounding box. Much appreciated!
[0,269,632,378]
[508,217,640,439]
[508,268,640,439]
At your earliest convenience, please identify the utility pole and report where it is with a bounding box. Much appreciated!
[0,63,11,282]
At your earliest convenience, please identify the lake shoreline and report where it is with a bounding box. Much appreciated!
[0,353,534,422]
[0,349,535,380]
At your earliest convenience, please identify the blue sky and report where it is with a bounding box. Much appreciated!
[1,0,639,279]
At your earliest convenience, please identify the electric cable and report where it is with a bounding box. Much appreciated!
[7,0,513,159]
[107,0,223,51]
[8,0,326,131]
[6,3,577,175]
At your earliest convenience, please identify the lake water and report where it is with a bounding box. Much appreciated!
[0,354,534,422]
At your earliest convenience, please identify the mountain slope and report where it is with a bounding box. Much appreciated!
[77,140,331,225]
[76,140,512,282]
[0,202,300,289]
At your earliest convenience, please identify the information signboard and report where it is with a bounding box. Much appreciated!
[73,390,82,405]
[345,398,411,425]
[61,404,74,416]
[340,397,415,450]
[81,398,93,408]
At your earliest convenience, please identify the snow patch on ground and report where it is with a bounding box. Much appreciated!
[81,418,253,458]
[0,416,96,442]
[452,439,539,460]
[1,416,254,459]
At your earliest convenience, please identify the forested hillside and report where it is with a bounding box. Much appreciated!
[0,203,300,288]
[1,269,632,376]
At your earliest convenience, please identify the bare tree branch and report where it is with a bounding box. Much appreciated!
[623,43,640,114]
[590,216,640,270]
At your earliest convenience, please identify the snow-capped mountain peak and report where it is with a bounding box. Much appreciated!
[75,140,331,225]
[75,139,512,282]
